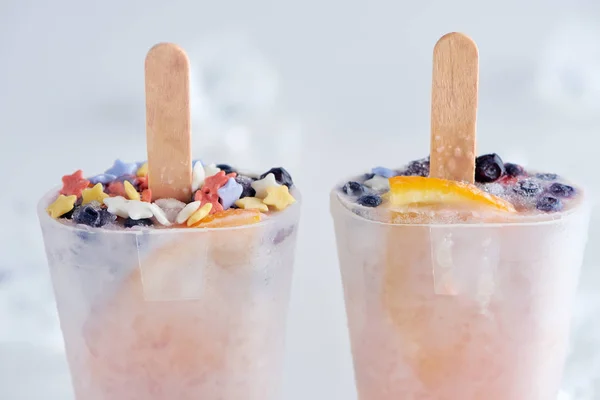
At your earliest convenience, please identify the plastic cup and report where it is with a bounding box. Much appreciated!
[331,191,589,400]
[38,189,301,400]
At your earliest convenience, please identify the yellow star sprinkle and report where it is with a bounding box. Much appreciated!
[46,195,77,219]
[136,162,148,177]
[262,185,296,211]
[124,180,141,201]
[234,197,268,212]
[187,203,213,226]
[81,183,108,205]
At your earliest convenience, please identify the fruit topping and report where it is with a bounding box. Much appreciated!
[475,153,505,183]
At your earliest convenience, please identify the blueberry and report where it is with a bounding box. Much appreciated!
[260,167,293,188]
[536,195,563,212]
[98,210,117,227]
[235,175,256,198]
[364,173,375,180]
[475,154,505,183]
[404,158,430,177]
[342,181,365,196]
[73,205,102,227]
[216,164,236,174]
[357,194,382,207]
[536,173,558,181]
[123,218,153,228]
[513,180,542,197]
[505,163,525,177]
[548,182,575,198]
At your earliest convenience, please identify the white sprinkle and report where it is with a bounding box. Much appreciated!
[251,173,281,199]
[176,201,202,224]
[149,203,172,226]
[364,175,390,191]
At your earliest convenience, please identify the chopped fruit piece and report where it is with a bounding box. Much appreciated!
[475,154,505,183]
[342,181,365,196]
[387,176,516,212]
[536,195,562,212]
[194,209,262,228]
[513,179,542,197]
[504,163,524,177]
[357,194,382,207]
[548,183,575,198]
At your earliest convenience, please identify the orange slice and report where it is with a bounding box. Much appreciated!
[193,208,263,228]
[387,176,516,212]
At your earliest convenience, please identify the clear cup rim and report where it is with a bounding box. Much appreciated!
[38,186,301,235]
[330,189,590,228]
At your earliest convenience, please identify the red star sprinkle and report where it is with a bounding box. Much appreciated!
[60,170,90,198]
[107,182,127,197]
[203,171,236,192]
[194,190,223,214]
[141,189,152,203]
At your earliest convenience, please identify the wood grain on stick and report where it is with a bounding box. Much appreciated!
[429,32,479,183]
[145,43,192,201]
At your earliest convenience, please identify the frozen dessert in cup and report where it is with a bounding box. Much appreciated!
[38,43,300,400]
[331,33,590,400]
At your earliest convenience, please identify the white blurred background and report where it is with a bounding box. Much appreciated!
[1,0,600,398]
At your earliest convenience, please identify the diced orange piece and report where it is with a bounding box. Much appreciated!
[387,176,516,212]
[193,209,262,228]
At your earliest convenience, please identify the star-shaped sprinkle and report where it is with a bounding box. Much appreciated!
[176,201,201,224]
[204,163,221,178]
[194,190,223,214]
[364,175,390,191]
[47,195,77,219]
[251,173,281,199]
[191,161,205,192]
[89,174,117,185]
[262,185,296,211]
[203,171,236,192]
[372,166,396,178]
[105,159,138,178]
[61,170,90,197]
[217,178,243,210]
[107,182,127,197]
[235,197,269,212]
[103,196,154,220]
[149,203,171,226]
[81,183,109,205]
[187,203,213,226]
[141,189,152,203]
[136,162,148,177]
[124,181,141,201]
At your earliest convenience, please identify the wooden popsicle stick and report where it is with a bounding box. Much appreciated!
[429,32,479,183]
[145,43,193,201]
